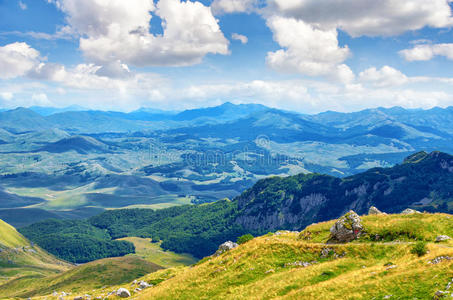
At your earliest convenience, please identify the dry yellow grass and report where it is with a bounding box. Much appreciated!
[10,213,453,300]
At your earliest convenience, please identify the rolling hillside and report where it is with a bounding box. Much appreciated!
[19,151,453,262]
[19,212,453,299]
[0,256,163,299]
[0,219,71,286]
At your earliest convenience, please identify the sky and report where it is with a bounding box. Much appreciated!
[1,0,453,113]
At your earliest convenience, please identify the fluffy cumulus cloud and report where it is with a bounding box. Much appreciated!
[266,0,453,37]
[231,33,248,44]
[266,16,353,83]
[211,0,258,14]
[50,0,229,67]
[0,42,40,79]
[359,66,409,87]
[263,0,453,83]
[400,43,453,61]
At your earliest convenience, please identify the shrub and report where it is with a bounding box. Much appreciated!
[237,234,254,245]
[411,241,428,257]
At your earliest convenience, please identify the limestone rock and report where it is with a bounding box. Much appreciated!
[435,235,451,242]
[139,281,152,289]
[368,206,385,215]
[116,288,131,298]
[330,210,363,242]
[401,208,421,215]
[215,241,238,256]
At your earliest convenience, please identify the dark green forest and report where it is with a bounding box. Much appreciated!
[19,219,135,263]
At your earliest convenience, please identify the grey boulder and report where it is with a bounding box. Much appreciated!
[116,288,131,298]
[330,211,363,242]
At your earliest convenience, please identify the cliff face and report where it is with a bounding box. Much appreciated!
[234,151,453,232]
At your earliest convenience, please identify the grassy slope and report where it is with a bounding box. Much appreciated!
[26,212,453,300]
[0,219,71,287]
[136,213,453,300]
[0,256,164,299]
[0,219,29,248]
[118,237,197,268]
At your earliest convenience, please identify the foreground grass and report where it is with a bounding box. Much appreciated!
[0,256,163,299]
[10,213,453,300]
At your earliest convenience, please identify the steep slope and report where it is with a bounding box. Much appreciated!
[0,219,71,286]
[234,151,453,232]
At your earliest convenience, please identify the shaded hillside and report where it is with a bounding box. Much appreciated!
[37,135,115,154]
[234,151,453,232]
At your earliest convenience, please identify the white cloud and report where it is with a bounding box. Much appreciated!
[0,42,40,79]
[231,33,248,44]
[51,0,229,67]
[0,92,13,101]
[0,26,75,41]
[400,43,453,61]
[266,16,352,83]
[211,0,258,14]
[30,61,164,94]
[267,0,453,37]
[359,66,409,87]
[18,1,27,10]
[31,93,50,105]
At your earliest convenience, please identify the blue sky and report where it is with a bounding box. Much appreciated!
[1,0,453,113]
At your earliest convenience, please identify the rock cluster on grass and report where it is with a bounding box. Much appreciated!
[116,288,131,298]
[435,235,451,242]
[368,206,386,215]
[401,208,421,214]
[428,256,453,265]
[320,247,347,259]
[275,230,299,236]
[434,279,453,299]
[284,261,318,268]
[329,210,363,242]
[139,281,152,289]
[215,241,238,256]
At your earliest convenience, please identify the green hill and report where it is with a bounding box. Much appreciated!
[0,256,163,299]
[20,212,453,300]
[0,219,71,287]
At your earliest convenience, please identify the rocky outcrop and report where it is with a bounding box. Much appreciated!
[116,288,131,298]
[139,281,152,289]
[368,206,385,215]
[215,241,238,256]
[401,208,421,214]
[435,235,451,242]
[329,211,363,242]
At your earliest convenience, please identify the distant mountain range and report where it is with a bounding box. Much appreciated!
[1,102,453,227]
